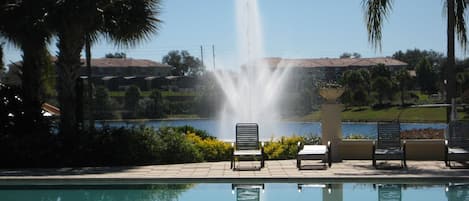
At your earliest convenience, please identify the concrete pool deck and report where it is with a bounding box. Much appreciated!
[0,160,468,184]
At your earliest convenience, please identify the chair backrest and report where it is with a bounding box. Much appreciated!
[378,184,402,201]
[446,184,469,201]
[236,123,259,150]
[447,121,469,148]
[377,121,401,149]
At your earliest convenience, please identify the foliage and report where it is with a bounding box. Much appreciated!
[416,58,438,93]
[175,125,213,139]
[0,83,57,168]
[341,69,371,106]
[344,134,371,139]
[339,52,361,58]
[162,50,204,76]
[124,85,142,115]
[105,52,126,58]
[186,133,231,162]
[51,0,162,137]
[371,76,394,105]
[392,49,445,69]
[94,86,119,119]
[264,136,304,160]
[136,89,167,118]
[155,127,203,164]
[0,43,4,80]
[395,69,413,105]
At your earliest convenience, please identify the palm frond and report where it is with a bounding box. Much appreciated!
[362,0,393,51]
[455,0,468,51]
[100,0,162,48]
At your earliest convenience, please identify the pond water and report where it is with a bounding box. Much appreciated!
[0,182,465,201]
[97,120,447,140]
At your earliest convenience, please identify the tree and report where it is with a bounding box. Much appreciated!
[124,85,141,116]
[372,76,394,105]
[392,49,445,69]
[415,58,438,93]
[94,86,118,119]
[363,0,467,122]
[105,52,126,58]
[137,89,167,118]
[339,52,361,59]
[49,0,162,137]
[0,0,53,127]
[395,69,413,105]
[162,50,204,76]
[0,43,4,80]
[340,69,370,106]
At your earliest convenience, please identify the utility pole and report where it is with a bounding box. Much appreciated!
[212,45,216,70]
[200,45,204,67]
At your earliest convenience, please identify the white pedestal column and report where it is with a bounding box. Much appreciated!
[321,104,343,162]
[319,87,344,163]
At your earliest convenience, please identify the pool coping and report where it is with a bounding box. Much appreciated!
[1,160,469,185]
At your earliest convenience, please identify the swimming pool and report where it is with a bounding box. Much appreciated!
[1,182,467,201]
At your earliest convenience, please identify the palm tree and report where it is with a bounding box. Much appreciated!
[0,0,53,127]
[49,0,161,137]
[363,0,467,122]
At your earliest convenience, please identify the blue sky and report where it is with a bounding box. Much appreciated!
[2,0,461,70]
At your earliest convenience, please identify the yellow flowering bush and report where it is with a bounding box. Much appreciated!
[264,135,304,160]
[186,133,231,161]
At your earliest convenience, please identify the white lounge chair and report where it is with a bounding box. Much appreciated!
[296,140,331,169]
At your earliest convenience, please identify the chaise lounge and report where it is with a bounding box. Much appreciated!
[231,123,265,170]
[296,140,331,169]
[445,121,469,168]
[372,121,406,168]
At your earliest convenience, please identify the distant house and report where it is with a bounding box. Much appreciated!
[265,57,408,80]
[79,58,173,91]
[6,57,174,91]
[263,57,408,90]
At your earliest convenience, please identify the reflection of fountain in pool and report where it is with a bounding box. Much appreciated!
[214,0,292,140]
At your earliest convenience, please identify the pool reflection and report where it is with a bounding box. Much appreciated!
[0,182,466,201]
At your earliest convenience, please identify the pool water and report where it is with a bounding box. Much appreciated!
[1,182,467,201]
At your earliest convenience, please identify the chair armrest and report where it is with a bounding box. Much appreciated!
[445,140,448,147]
[402,140,406,153]
[297,141,302,154]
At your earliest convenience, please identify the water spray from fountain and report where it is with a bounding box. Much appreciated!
[214,0,293,140]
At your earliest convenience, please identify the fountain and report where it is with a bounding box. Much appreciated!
[214,0,292,140]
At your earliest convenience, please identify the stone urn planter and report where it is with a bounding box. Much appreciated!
[319,86,344,162]
[319,87,345,103]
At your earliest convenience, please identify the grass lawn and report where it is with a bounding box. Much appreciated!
[292,106,467,123]
[109,91,197,97]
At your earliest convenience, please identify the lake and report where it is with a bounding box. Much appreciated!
[97,119,447,140]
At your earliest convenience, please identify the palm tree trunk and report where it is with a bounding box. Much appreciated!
[447,0,456,123]
[57,30,85,137]
[21,42,47,129]
[85,35,94,130]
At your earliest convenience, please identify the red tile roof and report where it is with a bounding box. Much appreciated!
[80,58,171,68]
[263,57,407,68]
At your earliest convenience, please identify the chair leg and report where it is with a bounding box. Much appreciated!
[231,156,235,170]
[328,153,332,168]
[372,153,376,167]
[297,159,301,169]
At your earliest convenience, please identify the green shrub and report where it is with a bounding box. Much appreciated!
[264,136,304,160]
[344,134,371,139]
[155,127,203,164]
